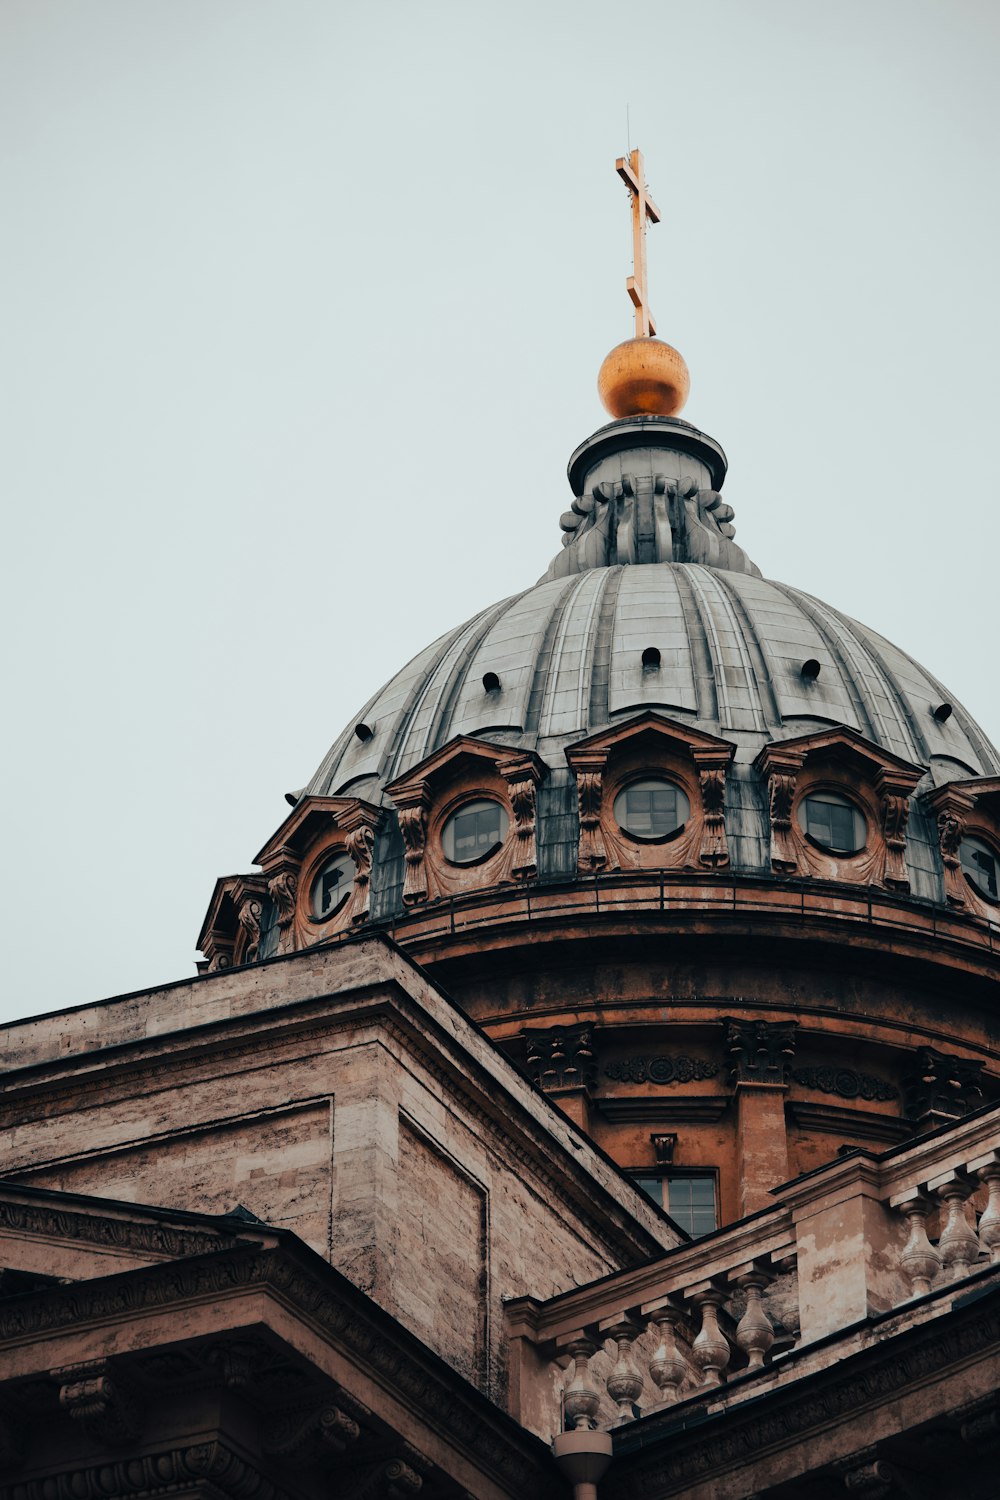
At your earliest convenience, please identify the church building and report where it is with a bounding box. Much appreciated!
[2,152,999,1500]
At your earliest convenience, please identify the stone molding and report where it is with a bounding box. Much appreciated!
[0,1196,242,1260]
[924,776,1000,914]
[755,729,925,891]
[0,1439,300,1500]
[197,873,270,972]
[0,1246,548,1496]
[603,1055,719,1086]
[903,1046,985,1127]
[565,712,736,875]
[386,736,547,905]
[723,1019,797,1087]
[523,1024,598,1093]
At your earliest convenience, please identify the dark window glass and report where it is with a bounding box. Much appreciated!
[443,800,508,864]
[614,779,689,839]
[666,1176,717,1238]
[798,791,865,854]
[311,855,355,919]
[961,837,999,900]
[631,1174,716,1237]
[257,897,279,960]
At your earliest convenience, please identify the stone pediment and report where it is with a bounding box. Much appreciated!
[756,724,926,785]
[252,795,383,873]
[385,735,546,806]
[565,710,736,768]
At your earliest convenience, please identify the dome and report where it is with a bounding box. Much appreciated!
[304,560,999,910]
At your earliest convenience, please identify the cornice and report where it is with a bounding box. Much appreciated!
[0,1196,246,1261]
[0,1437,300,1500]
[0,1245,552,1496]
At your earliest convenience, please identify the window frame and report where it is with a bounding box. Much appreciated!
[308,849,356,923]
[441,796,510,868]
[612,775,691,845]
[797,786,867,857]
[627,1169,718,1238]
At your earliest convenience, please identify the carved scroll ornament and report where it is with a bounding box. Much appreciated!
[345,820,377,920]
[499,753,544,881]
[396,794,429,906]
[695,760,730,867]
[575,760,609,872]
[267,870,298,928]
[766,768,801,874]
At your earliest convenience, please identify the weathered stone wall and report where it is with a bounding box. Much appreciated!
[2,938,676,1408]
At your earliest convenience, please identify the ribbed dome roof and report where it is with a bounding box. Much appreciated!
[307,563,999,804]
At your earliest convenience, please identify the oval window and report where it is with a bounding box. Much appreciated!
[613,778,690,841]
[442,799,508,865]
[960,836,999,901]
[310,853,355,919]
[797,791,866,855]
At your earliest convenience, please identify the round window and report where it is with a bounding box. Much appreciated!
[797,791,866,855]
[442,799,508,865]
[613,778,690,841]
[310,853,355,919]
[960,836,999,901]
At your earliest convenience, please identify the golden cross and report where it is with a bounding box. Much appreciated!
[616,148,661,338]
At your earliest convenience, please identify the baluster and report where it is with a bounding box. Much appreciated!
[933,1174,980,1280]
[689,1286,730,1387]
[733,1269,774,1369]
[602,1319,643,1425]
[975,1162,1000,1264]
[561,1337,601,1431]
[647,1306,688,1406]
[895,1192,942,1297]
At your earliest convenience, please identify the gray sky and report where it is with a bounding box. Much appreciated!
[2,0,998,1022]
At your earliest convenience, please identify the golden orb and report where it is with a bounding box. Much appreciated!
[597,337,690,419]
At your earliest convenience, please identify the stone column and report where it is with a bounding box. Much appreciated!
[723,1018,796,1217]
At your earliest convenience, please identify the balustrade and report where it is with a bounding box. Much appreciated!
[520,1111,1000,1442]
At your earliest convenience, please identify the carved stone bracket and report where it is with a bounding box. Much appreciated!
[53,1359,142,1447]
[792,1065,898,1103]
[923,782,977,908]
[723,1018,797,1087]
[903,1046,985,1128]
[339,803,383,923]
[876,769,915,892]
[261,1403,361,1463]
[499,752,544,880]
[237,894,263,961]
[395,786,430,906]
[566,714,735,877]
[267,869,298,928]
[523,1024,598,1093]
[756,745,806,874]
[691,743,734,868]
[572,751,610,872]
[197,873,268,973]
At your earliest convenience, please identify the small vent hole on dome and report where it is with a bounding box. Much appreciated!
[642,646,661,670]
[354,721,375,742]
[801,659,821,680]
[483,671,502,693]
[933,701,953,723]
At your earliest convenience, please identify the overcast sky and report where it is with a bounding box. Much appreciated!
[2,0,998,1023]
